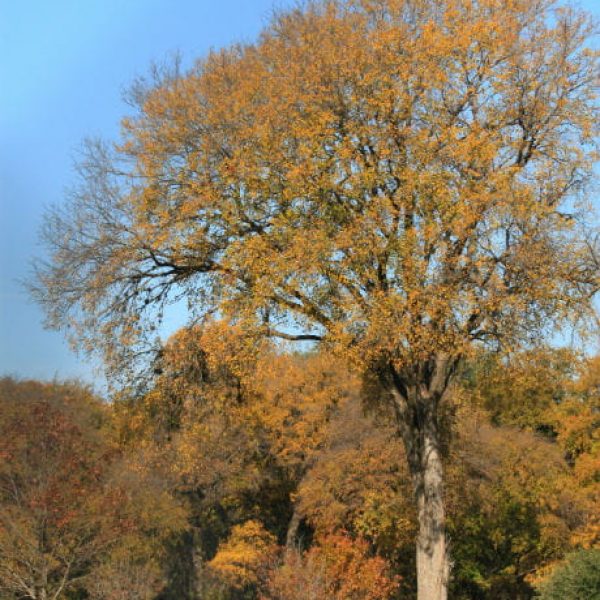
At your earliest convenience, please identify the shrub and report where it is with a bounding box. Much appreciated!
[536,549,600,600]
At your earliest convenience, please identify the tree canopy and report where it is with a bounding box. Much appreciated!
[0,378,185,600]
[34,0,599,376]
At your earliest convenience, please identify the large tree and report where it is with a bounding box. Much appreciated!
[33,0,599,597]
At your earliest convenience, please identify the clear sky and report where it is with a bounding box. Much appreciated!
[0,0,598,390]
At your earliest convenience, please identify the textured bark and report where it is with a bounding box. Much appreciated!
[414,423,449,600]
[285,508,302,550]
[385,356,454,600]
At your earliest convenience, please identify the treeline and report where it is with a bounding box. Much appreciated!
[1,323,598,599]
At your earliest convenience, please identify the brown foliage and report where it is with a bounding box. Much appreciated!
[0,378,185,600]
[264,533,399,600]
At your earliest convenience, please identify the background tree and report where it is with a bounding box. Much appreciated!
[264,533,399,600]
[33,1,599,597]
[0,378,185,600]
[207,520,278,597]
[535,548,600,600]
[544,355,600,549]
[104,324,599,598]
[112,323,360,598]
[467,347,576,433]
[0,378,119,600]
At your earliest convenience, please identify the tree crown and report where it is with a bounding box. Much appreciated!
[33,0,599,379]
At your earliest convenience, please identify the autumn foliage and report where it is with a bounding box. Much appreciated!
[27,0,599,598]
[264,534,399,600]
[0,378,185,600]
[1,330,599,599]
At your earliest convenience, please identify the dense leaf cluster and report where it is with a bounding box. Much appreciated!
[4,327,597,599]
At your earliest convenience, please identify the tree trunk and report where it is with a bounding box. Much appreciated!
[385,357,454,600]
[413,422,449,600]
[37,583,47,600]
[285,507,302,549]
[36,561,48,600]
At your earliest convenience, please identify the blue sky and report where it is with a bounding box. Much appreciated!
[0,0,287,387]
[0,0,598,389]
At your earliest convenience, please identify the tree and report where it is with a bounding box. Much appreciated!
[467,347,576,433]
[0,378,186,600]
[546,355,600,549]
[447,407,581,599]
[113,323,361,597]
[32,1,599,597]
[208,520,278,595]
[536,548,600,600]
[465,349,600,551]
[264,533,399,600]
[0,378,120,600]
